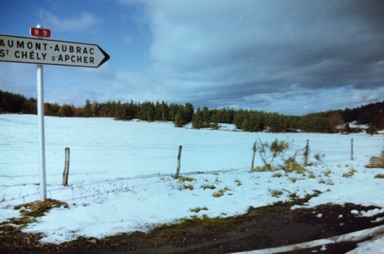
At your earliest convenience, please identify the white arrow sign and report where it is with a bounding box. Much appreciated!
[0,34,110,68]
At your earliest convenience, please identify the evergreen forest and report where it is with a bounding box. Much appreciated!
[1,89,383,134]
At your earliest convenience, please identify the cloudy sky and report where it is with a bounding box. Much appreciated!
[1,0,383,115]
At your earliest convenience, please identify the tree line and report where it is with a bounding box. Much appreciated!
[0,90,194,127]
[1,89,383,133]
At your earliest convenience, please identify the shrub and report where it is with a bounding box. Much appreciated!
[307,171,316,178]
[366,125,379,135]
[212,187,231,198]
[284,158,307,174]
[201,184,216,190]
[257,139,290,170]
[251,166,275,172]
[273,173,283,178]
[250,138,294,172]
[252,139,324,174]
[343,168,357,178]
[270,190,284,198]
[178,176,196,182]
[179,184,194,191]
[314,153,325,163]
[234,179,242,186]
[288,192,300,201]
[190,207,208,213]
[323,169,332,177]
[319,178,334,185]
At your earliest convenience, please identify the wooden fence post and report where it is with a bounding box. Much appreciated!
[304,139,310,166]
[175,145,182,178]
[251,142,257,170]
[351,138,354,160]
[62,147,70,186]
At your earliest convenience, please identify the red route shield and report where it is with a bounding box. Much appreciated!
[30,28,51,38]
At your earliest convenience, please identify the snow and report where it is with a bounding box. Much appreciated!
[1,114,384,252]
[348,233,384,254]
[235,225,384,254]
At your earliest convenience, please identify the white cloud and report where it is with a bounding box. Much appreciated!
[38,10,98,32]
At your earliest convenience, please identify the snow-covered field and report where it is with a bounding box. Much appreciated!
[1,114,384,252]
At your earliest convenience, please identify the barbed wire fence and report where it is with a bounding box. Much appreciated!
[0,136,381,207]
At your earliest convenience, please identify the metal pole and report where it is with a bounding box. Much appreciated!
[36,24,47,201]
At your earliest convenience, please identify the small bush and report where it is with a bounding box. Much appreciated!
[212,187,231,198]
[366,125,379,135]
[250,165,274,172]
[234,179,242,186]
[283,158,307,174]
[201,184,216,190]
[323,169,332,177]
[343,168,357,178]
[179,184,194,191]
[257,139,290,170]
[319,178,334,185]
[178,176,195,182]
[288,192,300,201]
[270,190,284,198]
[307,171,316,179]
[374,174,384,179]
[190,207,208,213]
[314,153,325,163]
[212,191,224,198]
[273,173,283,178]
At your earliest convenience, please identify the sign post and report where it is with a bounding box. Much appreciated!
[0,26,109,201]
[35,25,47,201]
[37,63,46,201]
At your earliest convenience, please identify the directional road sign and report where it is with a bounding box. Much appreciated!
[0,34,110,68]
